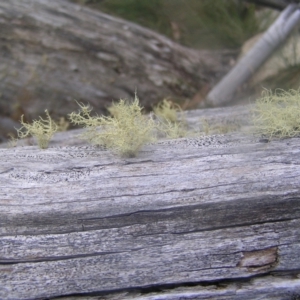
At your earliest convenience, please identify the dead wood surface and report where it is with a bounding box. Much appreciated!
[1,105,300,299]
[0,0,233,125]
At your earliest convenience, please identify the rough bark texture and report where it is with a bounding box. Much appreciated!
[0,0,233,130]
[1,105,300,299]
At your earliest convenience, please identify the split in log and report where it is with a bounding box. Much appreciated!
[1,105,300,299]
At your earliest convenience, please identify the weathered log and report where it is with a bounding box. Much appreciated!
[244,0,300,10]
[0,0,233,123]
[1,105,300,299]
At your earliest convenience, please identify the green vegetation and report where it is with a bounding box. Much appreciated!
[17,110,58,149]
[73,0,171,38]
[56,117,70,132]
[69,95,157,157]
[253,89,300,139]
[71,0,264,49]
[183,0,261,49]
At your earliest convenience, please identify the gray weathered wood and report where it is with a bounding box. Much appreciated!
[1,105,300,299]
[0,0,233,125]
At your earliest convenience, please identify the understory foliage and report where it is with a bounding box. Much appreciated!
[253,89,300,139]
[71,0,263,49]
[69,95,157,157]
[17,110,58,149]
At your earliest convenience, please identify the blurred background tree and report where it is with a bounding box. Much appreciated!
[72,0,269,49]
[72,0,300,95]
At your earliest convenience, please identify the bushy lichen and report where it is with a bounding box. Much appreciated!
[153,99,187,139]
[153,99,182,123]
[69,95,157,157]
[7,133,18,148]
[56,117,70,132]
[253,89,300,139]
[17,110,58,149]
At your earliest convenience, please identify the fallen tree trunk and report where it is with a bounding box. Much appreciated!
[0,0,233,124]
[1,105,300,299]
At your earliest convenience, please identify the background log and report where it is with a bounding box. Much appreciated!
[0,0,233,127]
[1,105,300,299]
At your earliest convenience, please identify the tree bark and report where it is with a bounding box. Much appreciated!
[0,0,233,126]
[1,105,300,299]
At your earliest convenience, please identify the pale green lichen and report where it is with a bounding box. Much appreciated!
[153,99,182,123]
[7,133,18,148]
[69,95,157,157]
[253,89,300,139]
[153,99,187,139]
[17,110,58,149]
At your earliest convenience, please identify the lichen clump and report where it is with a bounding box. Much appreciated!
[17,110,58,149]
[69,95,156,157]
[153,99,182,123]
[153,99,187,139]
[253,89,300,139]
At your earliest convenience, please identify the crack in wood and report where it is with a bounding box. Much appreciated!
[0,249,143,265]
[33,271,300,300]
[238,247,278,272]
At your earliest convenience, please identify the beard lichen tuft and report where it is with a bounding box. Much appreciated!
[153,99,187,139]
[17,110,58,149]
[69,95,157,157]
[153,99,182,123]
[253,89,300,139]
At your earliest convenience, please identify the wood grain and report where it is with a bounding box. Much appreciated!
[1,105,300,299]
